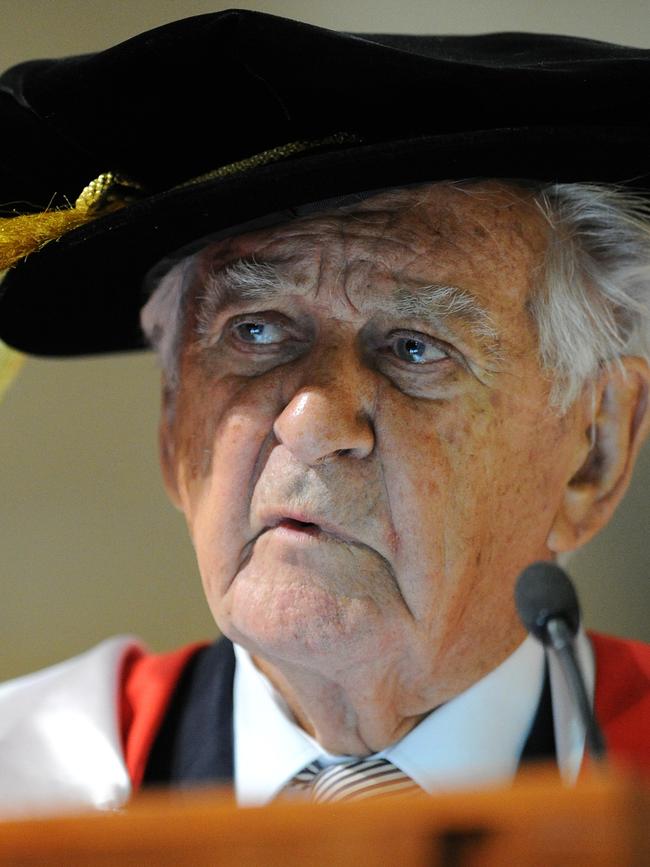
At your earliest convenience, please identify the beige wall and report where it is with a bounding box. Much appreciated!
[2,0,649,680]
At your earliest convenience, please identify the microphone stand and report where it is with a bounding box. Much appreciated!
[545,618,606,761]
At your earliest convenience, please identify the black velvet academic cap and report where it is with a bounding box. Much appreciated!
[0,9,649,356]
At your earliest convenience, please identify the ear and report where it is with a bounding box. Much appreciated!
[547,356,650,553]
[158,379,183,511]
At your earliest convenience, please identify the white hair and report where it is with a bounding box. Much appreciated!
[140,182,650,414]
[532,183,650,411]
[140,253,196,395]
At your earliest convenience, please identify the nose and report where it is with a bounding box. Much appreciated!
[273,362,375,466]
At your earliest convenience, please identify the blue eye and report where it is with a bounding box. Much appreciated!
[392,334,447,364]
[233,320,285,344]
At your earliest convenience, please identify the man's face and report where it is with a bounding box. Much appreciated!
[163,182,586,707]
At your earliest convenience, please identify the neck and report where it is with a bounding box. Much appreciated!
[252,653,429,755]
[244,621,527,755]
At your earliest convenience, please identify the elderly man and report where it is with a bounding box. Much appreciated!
[0,10,649,813]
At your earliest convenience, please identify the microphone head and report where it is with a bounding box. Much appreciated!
[515,561,581,644]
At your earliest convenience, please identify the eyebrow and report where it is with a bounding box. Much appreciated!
[194,256,291,339]
[195,255,503,364]
[391,284,502,360]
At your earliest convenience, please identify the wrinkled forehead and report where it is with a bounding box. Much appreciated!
[192,180,547,283]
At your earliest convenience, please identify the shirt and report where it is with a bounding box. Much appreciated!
[233,630,595,805]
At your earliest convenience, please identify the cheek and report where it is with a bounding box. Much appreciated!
[376,398,487,592]
[172,372,284,597]
[381,396,487,521]
[376,389,565,617]
[174,368,276,488]
[450,411,572,598]
[172,377,221,484]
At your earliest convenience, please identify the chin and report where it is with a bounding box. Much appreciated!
[215,579,385,668]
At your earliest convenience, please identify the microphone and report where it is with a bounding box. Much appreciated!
[515,561,606,761]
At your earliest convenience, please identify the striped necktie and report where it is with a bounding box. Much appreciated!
[287,758,421,803]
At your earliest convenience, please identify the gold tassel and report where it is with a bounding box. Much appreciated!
[0,172,141,271]
[0,209,91,270]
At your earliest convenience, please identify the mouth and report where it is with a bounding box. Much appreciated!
[236,512,360,578]
[276,517,323,537]
[261,512,356,545]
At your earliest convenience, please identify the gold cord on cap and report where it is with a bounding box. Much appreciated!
[177,132,361,187]
[74,172,143,215]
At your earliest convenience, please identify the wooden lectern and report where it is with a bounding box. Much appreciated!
[0,767,648,866]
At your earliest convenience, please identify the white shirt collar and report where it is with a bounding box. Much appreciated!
[233,631,594,806]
